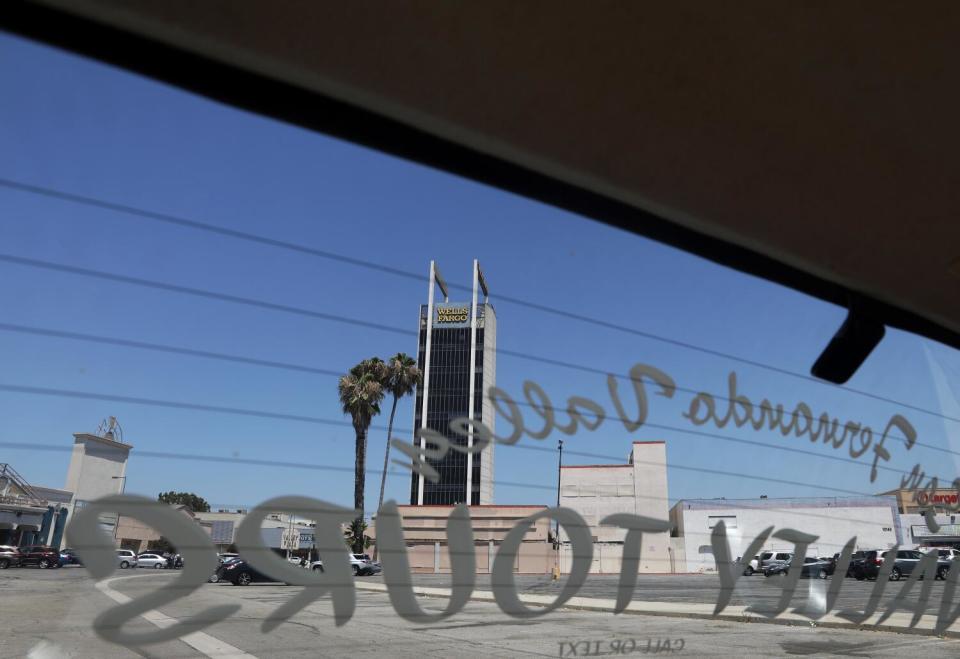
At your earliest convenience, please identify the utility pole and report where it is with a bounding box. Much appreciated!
[553,439,563,579]
[111,476,126,544]
[286,514,293,561]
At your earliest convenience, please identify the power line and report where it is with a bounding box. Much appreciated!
[0,383,945,495]
[0,322,342,377]
[0,288,937,459]
[0,383,356,428]
[0,319,952,470]
[2,177,957,426]
[0,253,415,338]
[0,177,427,285]
[0,440,901,513]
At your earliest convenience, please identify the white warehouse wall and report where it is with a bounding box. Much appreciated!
[671,497,900,573]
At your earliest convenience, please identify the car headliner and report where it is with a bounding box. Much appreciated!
[3,1,959,355]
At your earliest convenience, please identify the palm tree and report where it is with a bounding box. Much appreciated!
[339,357,386,553]
[376,353,423,515]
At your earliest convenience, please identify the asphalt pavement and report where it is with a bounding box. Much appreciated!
[2,567,960,658]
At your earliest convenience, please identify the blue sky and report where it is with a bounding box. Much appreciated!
[2,31,958,517]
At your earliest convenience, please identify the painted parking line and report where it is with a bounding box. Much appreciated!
[96,574,257,658]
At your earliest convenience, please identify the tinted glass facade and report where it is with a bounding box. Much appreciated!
[410,303,495,505]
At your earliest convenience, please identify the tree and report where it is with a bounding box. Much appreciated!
[157,491,211,513]
[374,353,421,556]
[339,357,386,553]
[344,519,372,552]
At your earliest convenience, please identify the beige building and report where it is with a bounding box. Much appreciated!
[115,504,213,553]
[372,505,552,574]
[64,431,131,538]
[558,441,672,573]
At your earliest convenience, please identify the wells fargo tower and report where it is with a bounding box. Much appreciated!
[410,260,496,505]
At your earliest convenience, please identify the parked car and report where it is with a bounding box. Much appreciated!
[136,553,167,569]
[352,554,382,575]
[116,549,138,569]
[0,545,22,569]
[209,556,242,583]
[19,545,62,569]
[758,551,794,571]
[311,554,381,576]
[846,550,873,578]
[736,555,760,576]
[764,557,831,579]
[59,548,82,565]
[935,547,960,562]
[817,556,837,576]
[851,549,950,581]
[221,559,283,586]
[850,549,891,580]
[936,558,953,580]
[217,552,239,565]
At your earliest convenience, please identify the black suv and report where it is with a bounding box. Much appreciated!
[18,545,62,569]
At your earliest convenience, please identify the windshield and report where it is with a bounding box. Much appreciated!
[3,24,960,659]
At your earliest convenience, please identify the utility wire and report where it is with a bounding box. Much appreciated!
[0,256,939,456]
[0,253,414,338]
[0,384,944,494]
[0,322,342,377]
[1,177,957,426]
[0,320,948,462]
[0,440,905,517]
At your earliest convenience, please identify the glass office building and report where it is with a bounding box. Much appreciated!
[410,260,496,505]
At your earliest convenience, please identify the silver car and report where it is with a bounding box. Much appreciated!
[116,549,138,569]
[0,545,21,569]
[136,553,167,568]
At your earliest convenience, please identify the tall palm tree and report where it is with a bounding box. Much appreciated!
[376,353,423,516]
[339,357,386,552]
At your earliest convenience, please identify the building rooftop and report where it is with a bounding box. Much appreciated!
[672,495,898,511]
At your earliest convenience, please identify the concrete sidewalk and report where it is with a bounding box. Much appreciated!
[355,580,960,639]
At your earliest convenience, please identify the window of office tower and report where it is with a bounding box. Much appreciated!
[2,27,960,659]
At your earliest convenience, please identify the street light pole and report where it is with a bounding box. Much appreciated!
[554,439,563,579]
[556,439,563,509]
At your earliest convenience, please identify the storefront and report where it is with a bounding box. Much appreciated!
[880,487,960,515]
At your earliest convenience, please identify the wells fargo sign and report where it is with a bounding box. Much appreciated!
[435,305,469,323]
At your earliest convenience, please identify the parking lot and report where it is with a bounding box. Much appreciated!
[3,568,960,658]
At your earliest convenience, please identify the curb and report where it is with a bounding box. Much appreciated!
[353,581,958,639]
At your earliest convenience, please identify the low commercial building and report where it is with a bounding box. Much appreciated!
[193,510,249,552]
[895,514,960,548]
[670,495,900,573]
[1,464,74,549]
[558,441,672,573]
[194,510,319,555]
[0,464,53,546]
[881,486,960,516]
[371,505,552,574]
[116,504,213,553]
